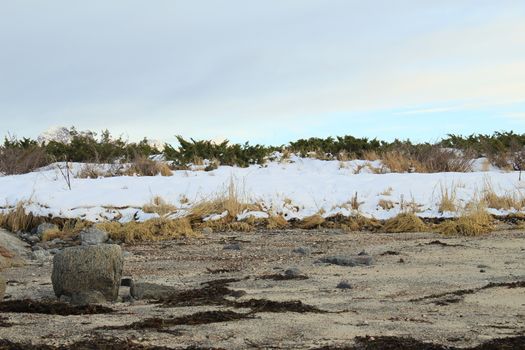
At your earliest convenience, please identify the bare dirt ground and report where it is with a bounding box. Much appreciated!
[1,228,524,349]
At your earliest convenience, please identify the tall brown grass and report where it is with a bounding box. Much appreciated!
[142,196,178,216]
[188,178,259,223]
[125,157,172,177]
[482,180,524,210]
[436,203,494,236]
[383,213,429,233]
[438,184,457,213]
[96,217,194,243]
[0,202,44,232]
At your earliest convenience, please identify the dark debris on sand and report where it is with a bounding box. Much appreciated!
[314,335,525,350]
[0,337,225,350]
[101,310,253,331]
[0,299,113,316]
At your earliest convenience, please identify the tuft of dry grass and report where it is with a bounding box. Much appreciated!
[482,181,524,210]
[77,164,123,179]
[436,204,494,236]
[381,151,422,173]
[266,215,289,229]
[438,184,457,213]
[349,192,362,211]
[341,215,382,232]
[41,219,91,241]
[382,213,429,233]
[142,196,177,216]
[298,215,325,229]
[399,194,423,213]
[96,217,194,243]
[125,157,172,177]
[362,150,380,161]
[188,178,258,223]
[378,199,394,210]
[380,187,393,196]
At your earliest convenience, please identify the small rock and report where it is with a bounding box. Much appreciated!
[80,228,109,246]
[319,255,374,267]
[27,235,40,244]
[358,250,368,256]
[51,238,66,245]
[480,269,486,273]
[223,243,241,251]
[202,227,213,235]
[284,268,302,278]
[35,223,58,238]
[0,275,6,300]
[336,280,353,289]
[31,250,50,261]
[70,291,107,305]
[123,251,132,258]
[48,248,60,255]
[292,247,310,255]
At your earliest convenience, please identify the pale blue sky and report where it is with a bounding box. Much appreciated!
[0,1,524,144]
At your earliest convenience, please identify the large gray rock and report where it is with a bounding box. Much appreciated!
[80,227,109,246]
[52,244,123,302]
[0,275,5,300]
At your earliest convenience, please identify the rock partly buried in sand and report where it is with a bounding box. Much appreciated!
[130,282,177,300]
[319,254,375,267]
[52,244,123,302]
[80,227,109,246]
[0,274,6,300]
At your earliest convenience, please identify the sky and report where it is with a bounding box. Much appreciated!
[0,0,524,145]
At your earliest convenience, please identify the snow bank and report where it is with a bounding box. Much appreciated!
[0,157,523,223]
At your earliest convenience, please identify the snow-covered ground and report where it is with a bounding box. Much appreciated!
[1,156,523,223]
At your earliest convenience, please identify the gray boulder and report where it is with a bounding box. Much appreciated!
[0,275,5,300]
[80,227,109,246]
[130,282,177,300]
[319,254,375,267]
[52,244,123,302]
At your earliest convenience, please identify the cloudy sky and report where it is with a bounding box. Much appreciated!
[1,1,524,145]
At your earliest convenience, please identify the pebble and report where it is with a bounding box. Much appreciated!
[284,268,302,277]
[336,280,353,289]
[292,247,310,255]
[223,243,241,251]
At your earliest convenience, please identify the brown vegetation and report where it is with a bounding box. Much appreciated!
[383,213,429,233]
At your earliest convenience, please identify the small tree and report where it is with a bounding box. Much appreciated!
[510,142,525,181]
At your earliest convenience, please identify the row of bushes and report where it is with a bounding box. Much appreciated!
[1,128,525,175]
